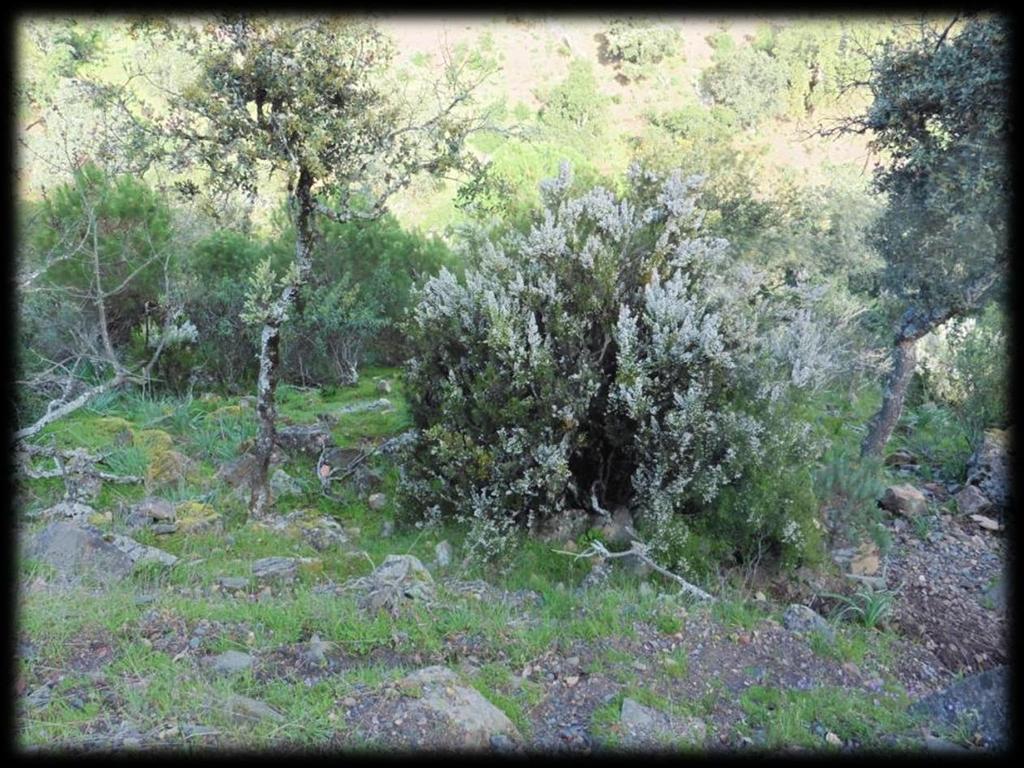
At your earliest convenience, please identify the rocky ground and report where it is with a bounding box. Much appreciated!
[13,386,1012,755]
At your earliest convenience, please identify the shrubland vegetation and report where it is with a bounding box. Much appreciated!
[15,14,1008,590]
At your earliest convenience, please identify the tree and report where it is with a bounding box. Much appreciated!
[831,16,1010,456]
[168,16,491,517]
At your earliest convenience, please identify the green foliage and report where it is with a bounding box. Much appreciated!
[864,17,1010,320]
[539,59,609,135]
[824,585,897,630]
[700,39,788,128]
[602,19,681,81]
[814,450,887,551]
[403,166,836,567]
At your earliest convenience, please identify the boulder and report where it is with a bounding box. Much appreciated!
[879,484,928,517]
[368,493,388,511]
[884,449,917,466]
[145,449,197,491]
[175,502,223,534]
[357,554,434,614]
[537,508,590,544]
[39,501,94,523]
[23,522,135,584]
[215,450,286,499]
[435,540,453,569]
[910,666,1008,750]
[270,468,303,498]
[966,429,1012,511]
[274,423,332,456]
[106,534,179,568]
[783,604,834,643]
[376,379,392,395]
[210,650,254,675]
[254,509,349,552]
[955,485,993,517]
[392,666,519,750]
[251,556,321,583]
[619,697,707,749]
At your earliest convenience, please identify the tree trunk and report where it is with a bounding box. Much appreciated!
[860,336,918,458]
[249,169,316,518]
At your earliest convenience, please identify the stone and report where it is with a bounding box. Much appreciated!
[40,501,95,523]
[214,450,286,499]
[392,666,519,750]
[23,522,135,584]
[910,666,1008,750]
[134,429,174,454]
[969,514,1003,532]
[210,650,254,675]
[270,468,303,498]
[134,497,176,522]
[619,697,707,748]
[251,556,320,583]
[357,554,435,614]
[435,540,453,569]
[879,484,928,517]
[885,449,917,466]
[376,379,392,394]
[224,693,283,723]
[337,397,392,415]
[217,576,250,591]
[175,502,223,534]
[106,534,179,568]
[303,634,330,666]
[849,542,881,577]
[965,428,1012,510]
[368,493,388,511]
[380,520,395,538]
[151,523,178,535]
[275,423,333,456]
[259,509,349,552]
[536,508,590,544]
[955,485,993,517]
[145,449,197,491]
[783,604,835,643]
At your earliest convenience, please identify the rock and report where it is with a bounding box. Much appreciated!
[357,554,435,614]
[39,501,95,523]
[251,556,320,583]
[885,449,917,466]
[224,693,283,723]
[955,485,993,517]
[850,542,881,577]
[368,493,388,511]
[214,450,286,499]
[537,509,590,544]
[969,514,1003,532]
[921,481,951,502]
[783,604,834,642]
[239,396,257,410]
[378,429,419,456]
[337,397,392,415]
[135,497,177,522]
[879,484,928,517]
[217,576,250,591]
[577,558,612,591]
[134,428,174,454]
[392,666,519,750]
[210,650,254,675]
[274,423,333,455]
[24,684,53,711]
[380,520,395,538]
[910,666,1008,750]
[965,428,1012,510]
[303,634,330,666]
[256,509,349,552]
[982,577,1007,613]
[270,468,303,498]
[619,697,707,748]
[23,522,135,584]
[145,449,197,491]
[151,523,178,535]
[602,507,638,545]
[175,502,223,534]
[106,534,179,567]
[376,379,392,394]
[435,540,453,569]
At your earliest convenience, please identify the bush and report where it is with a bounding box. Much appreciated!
[700,40,789,128]
[539,59,609,136]
[402,164,833,570]
[603,19,682,81]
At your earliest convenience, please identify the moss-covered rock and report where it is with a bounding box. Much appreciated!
[87,510,113,527]
[175,501,223,534]
[134,429,175,455]
[145,448,197,490]
[90,417,135,443]
[209,405,244,419]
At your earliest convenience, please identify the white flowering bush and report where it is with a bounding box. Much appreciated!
[401,164,831,571]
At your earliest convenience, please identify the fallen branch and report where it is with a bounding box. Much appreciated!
[553,539,716,602]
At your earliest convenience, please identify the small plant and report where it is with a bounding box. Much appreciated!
[824,585,897,631]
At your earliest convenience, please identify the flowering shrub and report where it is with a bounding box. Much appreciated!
[401,164,831,570]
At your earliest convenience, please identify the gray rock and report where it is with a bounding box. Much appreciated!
[435,540,453,568]
[337,397,392,415]
[274,423,332,456]
[23,522,135,583]
[783,604,835,643]
[536,508,590,544]
[39,501,95,523]
[879,484,928,517]
[303,634,330,666]
[210,650,254,675]
[910,666,1008,750]
[376,379,392,395]
[394,666,519,750]
[251,556,310,583]
[966,429,1012,510]
[378,429,419,456]
[134,497,176,522]
[955,485,993,517]
[151,523,178,535]
[380,520,395,538]
[368,493,388,511]
[270,468,303,498]
[24,685,53,711]
[217,576,250,591]
[106,534,179,567]
[620,697,707,748]
[357,554,435,614]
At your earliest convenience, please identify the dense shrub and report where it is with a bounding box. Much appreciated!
[402,164,833,571]
[539,59,609,136]
[602,19,682,81]
[700,37,789,128]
